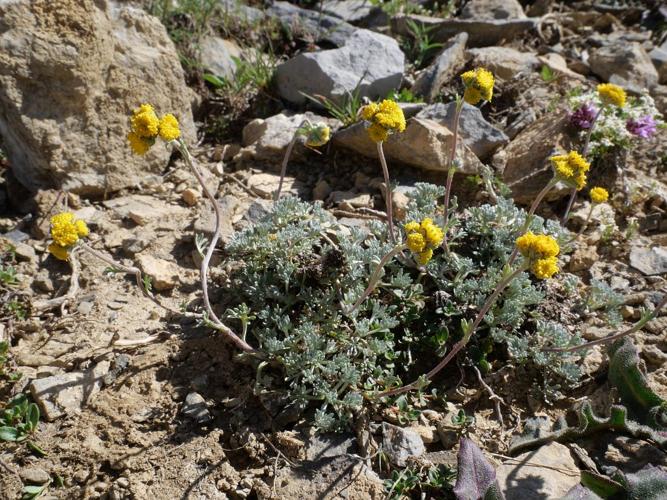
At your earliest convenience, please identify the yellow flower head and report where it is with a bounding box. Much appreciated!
[416,248,433,266]
[516,231,560,259]
[127,131,152,155]
[158,113,181,141]
[50,212,88,248]
[360,99,406,143]
[597,83,626,108]
[130,103,160,138]
[550,151,590,191]
[48,243,70,261]
[406,232,426,253]
[516,232,560,279]
[360,102,379,121]
[404,218,443,265]
[461,68,494,105]
[304,123,331,147]
[531,256,559,280]
[589,186,609,204]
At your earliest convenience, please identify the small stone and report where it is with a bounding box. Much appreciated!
[412,424,438,444]
[103,195,186,225]
[468,46,540,80]
[12,241,36,262]
[29,361,110,421]
[136,254,180,291]
[569,245,599,272]
[642,344,667,365]
[589,41,659,92]
[393,191,411,220]
[93,481,109,493]
[382,422,426,466]
[411,33,468,102]
[583,326,609,341]
[121,235,151,255]
[182,392,212,423]
[20,467,50,484]
[33,274,54,293]
[77,301,95,315]
[199,36,242,79]
[248,173,302,199]
[312,180,332,201]
[620,305,635,320]
[73,469,90,484]
[116,477,130,489]
[181,188,200,206]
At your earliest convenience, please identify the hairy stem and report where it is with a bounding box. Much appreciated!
[348,244,406,313]
[377,141,396,244]
[443,98,463,231]
[377,266,526,398]
[175,139,254,352]
[275,135,300,203]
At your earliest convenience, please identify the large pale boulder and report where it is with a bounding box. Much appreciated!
[468,47,540,80]
[275,29,405,106]
[0,0,195,195]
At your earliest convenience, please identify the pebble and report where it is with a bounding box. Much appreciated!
[77,300,95,315]
[182,392,212,423]
[312,180,332,201]
[20,467,51,484]
[181,188,200,206]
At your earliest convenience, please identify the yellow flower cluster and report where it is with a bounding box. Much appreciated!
[304,123,331,147]
[550,151,590,190]
[589,186,609,204]
[515,231,560,279]
[597,83,626,108]
[48,212,89,261]
[127,104,181,155]
[461,68,494,105]
[360,99,406,143]
[404,218,444,265]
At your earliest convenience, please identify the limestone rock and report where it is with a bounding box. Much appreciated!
[29,361,110,421]
[629,245,667,276]
[496,442,581,499]
[496,112,575,203]
[136,254,180,291]
[411,33,468,102]
[468,46,540,80]
[267,1,356,47]
[321,0,383,25]
[0,0,195,195]
[238,112,339,162]
[650,47,667,85]
[382,422,426,466]
[334,118,484,174]
[589,42,659,92]
[102,195,187,224]
[199,36,242,79]
[248,173,307,199]
[275,29,404,106]
[391,14,537,48]
[460,0,526,20]
[417,102,508,159]
[219,0,265,23]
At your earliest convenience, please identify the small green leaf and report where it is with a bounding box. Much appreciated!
[0,426,19,441]
[27,403,40,431]
[27,440,47,457]
[202,73,226,88]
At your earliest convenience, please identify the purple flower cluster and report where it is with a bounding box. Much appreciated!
[626,115,657,139]
[569,103,597,129]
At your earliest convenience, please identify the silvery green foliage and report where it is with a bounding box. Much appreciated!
[222,189,593,428]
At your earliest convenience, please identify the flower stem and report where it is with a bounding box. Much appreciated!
[175,139,254,353]
[443,98,463,231]
[377,265,526,399]
[377,141,396,244]
[543,291,667,353]
[561,107,603,225]
[347,243,406,314]
[275,135,299,203]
